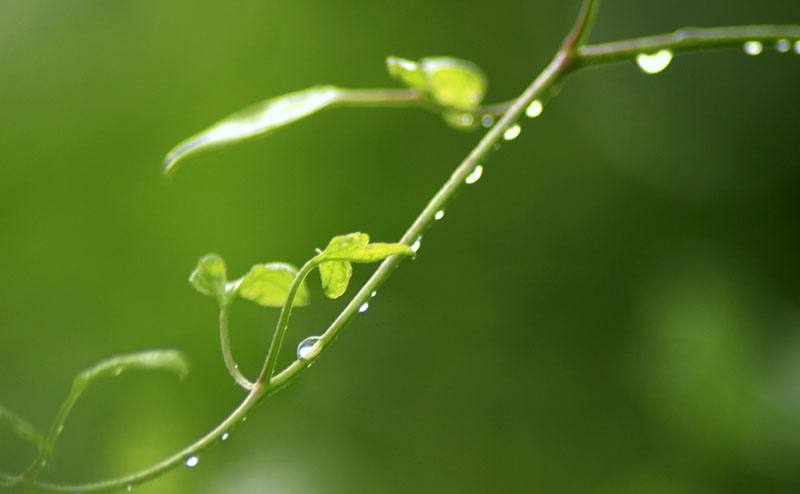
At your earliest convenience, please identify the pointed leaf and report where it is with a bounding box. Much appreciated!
[420,57,487,108]
[319,232,413,263]
[319,260,352,299]
[76,349,190,388]
[164,86,342,173]
[237,263,310,307]
[189,253,228,301]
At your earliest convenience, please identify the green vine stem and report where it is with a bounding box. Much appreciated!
[218,298,255,391]
[8,0,800,490]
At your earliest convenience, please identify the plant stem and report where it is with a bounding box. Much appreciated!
[219,299,255,390]
[14,3,800,491]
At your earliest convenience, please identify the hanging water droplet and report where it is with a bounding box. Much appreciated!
[481,115,493,127]
[503,124,521,141]
[221,432,229,441]
[434,210,445,220]
[358,302,370,313]
[459,114,474,126]
[776,39,791,53]
[185,455,199,468]
[744,41,763,55]
[370,290,377,298]
[525,99,543,118]
[465,165,483,184]
[635,49,673,74]
[795,41,800,54]
[297,336,322,360]
[410,237,422,253]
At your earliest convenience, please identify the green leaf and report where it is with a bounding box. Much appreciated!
[164,86,342,173]
[318,260,353,299]
[319,232,412,262]
[76,349,190,386]
[237,263,310,307]
[189,253,228,301]
[386,56,427,91]
[420,57,487,109]
[0,405,45,449]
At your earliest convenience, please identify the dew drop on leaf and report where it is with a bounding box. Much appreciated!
[185,455,199,468]
[776,39,791,53]
[525,100,543,118]
[481,115,494,127]
[370,291,377,298]
[744,41,763,56]
[635,49,673,74]
[434,210,445,220]
[794,41,800,54]
[503,124,521,141]
[358,302,370,313]
[297,336,322,360]
[221,432,229,441]
[410,237,422,253]
[465,165,483,184]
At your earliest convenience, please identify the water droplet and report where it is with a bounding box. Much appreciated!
[370,291,377,298]
[297,336,322,360]
[465,165,483,184]
[242,416,247,422]
[434,210,445,220]
[185,455,199,468]
[776,39,791,53]
[410,237,422,253]
[481,115,494,127]
[358,302,369,313]
[744,41,763,56]
[221,432,229,441]
[635,49,673,74]
[459,114,474,126]
[503,124,521,141]
[795,41,800,54]
[525,99,543,118]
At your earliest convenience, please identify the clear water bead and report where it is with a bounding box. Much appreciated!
[358,302,369,313]
[635,50,673,74]
[185,455,199,467]
[297,336,322,360]
[481,115,494,127]
[503,124,521,140]
[744,41,763,55]
[465,165,483,184]
[795,41,800,54]
[776,39,791,53]
[525,100,543,118]
[370,290,377,298]
[410,237,422,253]
[221,432,229,441]
[434,210,445,220]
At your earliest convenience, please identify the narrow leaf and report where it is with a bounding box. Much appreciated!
[238,263,310,307]
[319,260,352,299]
[164,86,342,173]
[0,405,45,449]
[76,349,190,386]
[189,253,228,301]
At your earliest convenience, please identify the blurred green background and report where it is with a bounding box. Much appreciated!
[2,1,800,492]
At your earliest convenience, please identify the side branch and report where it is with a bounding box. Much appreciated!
[577,25,800,66]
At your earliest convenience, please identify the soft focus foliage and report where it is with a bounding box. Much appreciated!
[1,1,800,493]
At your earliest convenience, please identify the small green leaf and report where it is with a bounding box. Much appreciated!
[189,253,228,301]
[0,405,45,449]
[164,86,342,173]
[420,57,487,109]
[238,263,310,307]
[319,260,353,299]
[76,349,190,386]
[319,232,412,262]
[386,56,427,91]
